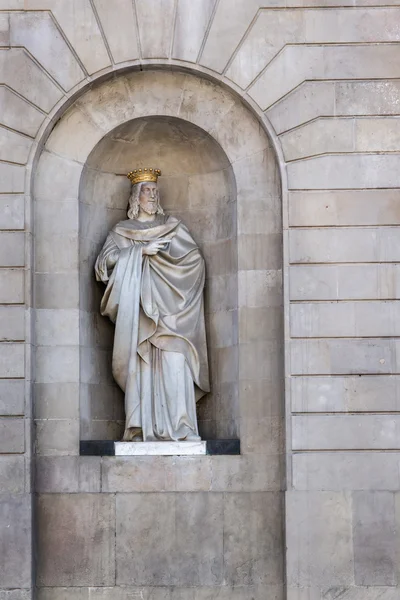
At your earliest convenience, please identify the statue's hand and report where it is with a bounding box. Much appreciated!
[142,236,175,256]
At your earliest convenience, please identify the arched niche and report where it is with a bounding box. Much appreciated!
[33,69,282,458]
[79,116,237,440]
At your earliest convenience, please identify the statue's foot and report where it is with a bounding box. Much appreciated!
[122,427,143,442]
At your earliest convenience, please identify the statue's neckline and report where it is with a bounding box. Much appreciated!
[120,215,169,230]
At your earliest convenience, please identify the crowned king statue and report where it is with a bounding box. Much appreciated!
[95,168,210,442]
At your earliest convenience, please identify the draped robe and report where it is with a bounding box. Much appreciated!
[94,215,209,442]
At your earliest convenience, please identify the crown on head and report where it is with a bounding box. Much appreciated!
[127,168,161,185]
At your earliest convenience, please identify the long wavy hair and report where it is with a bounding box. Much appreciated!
[127,182,164,219]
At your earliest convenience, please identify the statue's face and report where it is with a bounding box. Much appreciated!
[139,182,158,215]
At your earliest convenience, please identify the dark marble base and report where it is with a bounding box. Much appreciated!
[80,439,240,456]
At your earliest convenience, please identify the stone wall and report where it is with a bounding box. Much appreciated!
[0,1,399,600]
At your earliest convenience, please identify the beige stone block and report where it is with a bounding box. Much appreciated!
[210,102,268,163]
[288,154,400,190]
[353,492,396,585]
[179,74,236,136]
[0,232,24,266]
[290,264,400,301]
[188,170,232,209]
[0,12,9,44]
[289,189,400,227]
[34,151,82,202]
[0,379,24,415]
[0,195,24,230]
[238,270,282,309]
[0,86,44,137]
[240,416,283,455]
[208,310,238,349]
[356,116,400,152]
[26,0,110,75]
[250,44,400,111]
[35,200,78,238]
[0,417,24,453]
[93,0,139,63]
[37,589,88,600]
[35,235,78,273]
[173,0,217,62]
[293,452,400,491]
[0,162,24,193]
[0,343,24,377]
[211,455,282,492]
[0,306,24,341]
[280,118,353,161]
[293,414,400,450]
[35,419,79,456]
[34,382,79,420]
[0,127,32,165]
[200,0,260,73]
[0,48,62,112]
[335,80,400,116]
[35,456,100,493]
[226,11,302,89]
[290,338,400,375]
[291,301,400,338]
[322,587,400,600]
[35,272,79,309]
[238,234,282,271]
[46,106,104,164]
[0,494,32,587]
[90,586,283,600]
[239,306,282,343]
[135,0,175,58]
[291,375,400,413]
[0,456,24,493]
[10,12,84,91]
[224,492,283,586]
[239,378,283,419]
[37,493,115,586]
[289,227,400,264]
[80,347,114,385]
[35,309,79,346]
[35,346,79,383]
[206,275,238,313]
[0,269,24,303]
[116,493,223,585]
[239,341,282,381]
[268,81,335,134]
[286,491,354,588]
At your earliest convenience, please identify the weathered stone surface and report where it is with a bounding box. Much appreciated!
[293,452,400,492]
[289,189,400,227]
[35,419,79,456]
[35,346,79,383]
[34,151,82,203]
[291,375,400,413]
[35,309,79,346]
[116,492,223,585]
[34,382,79,420]
[10,12,84,91]
[0,306,24,341]
[0,48,62,112]
[93,0,139,64]
[290,263,400,301]
[35,272,79,309]
[0,494,31,588]
[291,301,400,338]
[224,492,283,586]
[290,227,400,264]
[290,338,400,375]
[238,270,282,308]
[135,0,175,59]
[0,195,24,229]
[0,417,24,453]
[25,0,110,76]
[211,455,282,492]
[353,492,397,586]
[0,86,44,137]
[0,126,32,165]
[35,456,100,493]
[0,269,24,304]
[0,456,24,492]
[0,163,24,194]
[37,494,115,586]
[286,491,354,588]
[0,343,24,377]
[173,0,217,63]
[0,232,24,266]
[293,414,400,450]
[0,379,24,415]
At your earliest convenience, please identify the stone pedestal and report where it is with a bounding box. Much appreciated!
[114,441,207,456]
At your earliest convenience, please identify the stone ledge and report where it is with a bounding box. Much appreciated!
[80,439,240,456]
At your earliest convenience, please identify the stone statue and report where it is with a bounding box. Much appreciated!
[95,168,210,442]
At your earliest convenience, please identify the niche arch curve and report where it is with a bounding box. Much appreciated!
[33,68,283,452]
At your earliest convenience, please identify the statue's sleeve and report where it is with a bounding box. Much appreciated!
[94,233,120,283]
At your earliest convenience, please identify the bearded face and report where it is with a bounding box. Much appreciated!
[139,182,159,215]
